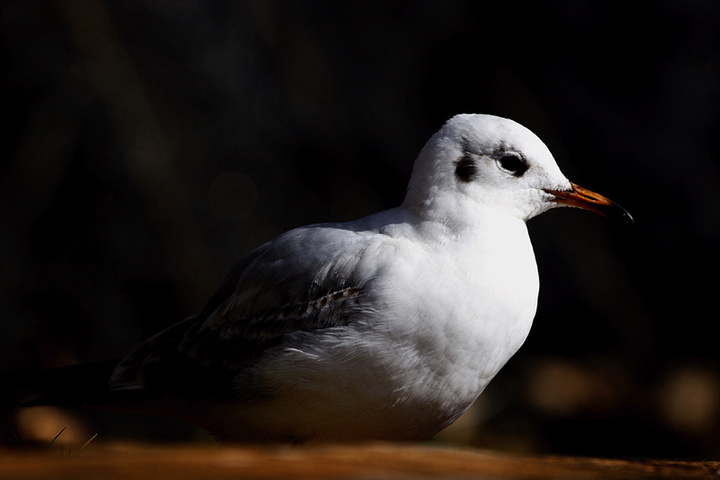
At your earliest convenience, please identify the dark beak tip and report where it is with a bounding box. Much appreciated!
[619,208,635,225]
[606,198,634,225]
[594,201,634,225]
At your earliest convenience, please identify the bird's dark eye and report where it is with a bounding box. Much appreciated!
[497,154,528,177]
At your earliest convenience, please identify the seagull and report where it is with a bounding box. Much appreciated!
[15,114,632,443]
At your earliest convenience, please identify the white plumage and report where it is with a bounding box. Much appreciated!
[26,114,632,443]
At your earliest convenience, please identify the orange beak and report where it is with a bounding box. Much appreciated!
[544,182,634,224]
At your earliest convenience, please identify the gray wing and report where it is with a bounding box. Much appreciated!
[109,223,379,401]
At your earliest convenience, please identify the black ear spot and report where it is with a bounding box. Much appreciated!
[455,155,477,183]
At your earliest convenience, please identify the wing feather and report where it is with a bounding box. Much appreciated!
[109,223,378,401]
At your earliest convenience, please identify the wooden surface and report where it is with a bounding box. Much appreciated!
[1,443,719,479]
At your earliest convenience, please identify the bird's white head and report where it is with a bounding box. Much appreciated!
[403,114,632,224]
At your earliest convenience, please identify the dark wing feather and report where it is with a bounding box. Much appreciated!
[179,286,363,370]
[109,224,373,401]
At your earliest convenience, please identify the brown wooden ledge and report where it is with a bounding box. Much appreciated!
[1,443,719,479]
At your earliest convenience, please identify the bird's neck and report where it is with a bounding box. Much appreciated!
[401,190,526,245]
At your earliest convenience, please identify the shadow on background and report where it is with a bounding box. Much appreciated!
[2,1,720,459]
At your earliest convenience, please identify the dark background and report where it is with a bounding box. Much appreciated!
[2,0,720,458]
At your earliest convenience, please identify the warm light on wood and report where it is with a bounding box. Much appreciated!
[1,443,719,479]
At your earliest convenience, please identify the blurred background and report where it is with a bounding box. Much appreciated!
[1,0,719,459]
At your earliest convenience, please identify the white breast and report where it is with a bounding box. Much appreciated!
[371,212,539,422]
